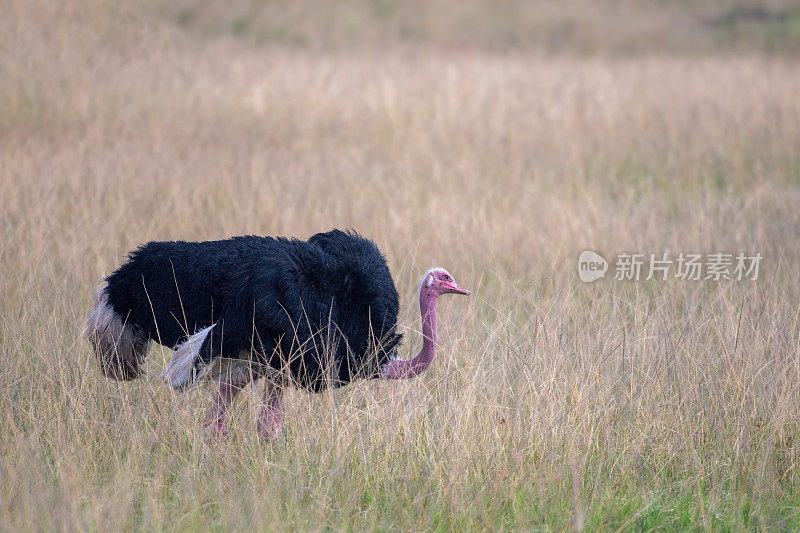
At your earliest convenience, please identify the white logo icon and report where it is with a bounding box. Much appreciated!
[578,251,608,282]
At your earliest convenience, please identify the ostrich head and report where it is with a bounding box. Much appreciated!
[420,267,471,297]
[381,267,469,379]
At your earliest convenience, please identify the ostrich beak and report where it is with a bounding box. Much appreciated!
[443,281,470,295]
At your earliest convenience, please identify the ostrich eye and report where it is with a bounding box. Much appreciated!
[443,274,450,280]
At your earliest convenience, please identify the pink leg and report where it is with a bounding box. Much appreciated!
[204,379,248,437]
[257,380,285,440]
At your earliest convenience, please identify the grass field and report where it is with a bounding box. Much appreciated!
[2,1,800,530]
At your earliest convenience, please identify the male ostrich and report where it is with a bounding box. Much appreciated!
[87,229,469,438]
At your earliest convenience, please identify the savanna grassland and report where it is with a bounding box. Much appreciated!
[2,1,800,530]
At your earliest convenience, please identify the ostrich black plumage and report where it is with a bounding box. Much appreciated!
[87,229,470,438]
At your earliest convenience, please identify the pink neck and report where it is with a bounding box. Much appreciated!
[382,287,438,379]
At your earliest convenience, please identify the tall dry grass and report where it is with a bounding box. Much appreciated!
[2,1,800,530]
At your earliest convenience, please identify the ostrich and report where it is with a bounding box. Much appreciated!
[86,229,469,438]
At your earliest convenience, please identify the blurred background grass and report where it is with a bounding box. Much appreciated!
[160,0,800,54]
[2,0,800,530]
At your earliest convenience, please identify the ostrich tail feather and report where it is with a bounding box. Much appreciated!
[160,325,214,389]
[87,286,149,381]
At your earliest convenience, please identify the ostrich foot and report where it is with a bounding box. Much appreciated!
[203,379,247,438]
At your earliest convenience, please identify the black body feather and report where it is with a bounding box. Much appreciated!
[104,230,402,391]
